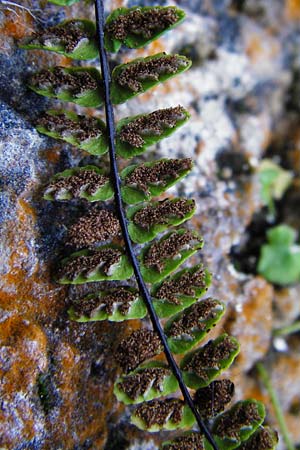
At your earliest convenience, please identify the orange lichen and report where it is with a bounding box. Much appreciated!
[44,145,62,164]
[0,198,66,319]
[0,316,48,447]
[225,277,273,374]
[285,0,300,19]
[0,9,34,39]
[246,32,280,65]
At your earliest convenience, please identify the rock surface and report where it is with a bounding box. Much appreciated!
[0,0,300,449]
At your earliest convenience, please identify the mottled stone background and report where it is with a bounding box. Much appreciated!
[1,0,300,449]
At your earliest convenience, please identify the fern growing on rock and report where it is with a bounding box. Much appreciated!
[20,2,278,449]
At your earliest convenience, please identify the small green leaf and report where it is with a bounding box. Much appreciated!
[162,432,205,450]
[43,166,113,202]
[258,224,300,285]
[111,53,192,104]
[152,265,211,318]
[181,334,240,389]
[68,287,146,322]
[140,229,203,284]
[29,66,103,107]
[37,110,108,156]
[212,400,266,450]
[105,6,186,53]
[131,399,195,432]
[116,107,190,159]
[165,298,226,354]
[114,362,178,405]
[235,426,278,450]
[19,20,98,60]
[120,157,192,204]
[57,245,133,284]
[258,159,292,216]
[127,198,196,244]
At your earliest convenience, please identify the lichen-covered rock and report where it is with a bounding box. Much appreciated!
[1,0,300,448]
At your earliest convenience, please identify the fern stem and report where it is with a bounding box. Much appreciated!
[273,321,300,337]
[94,1,218,448]
[256,362,295,450]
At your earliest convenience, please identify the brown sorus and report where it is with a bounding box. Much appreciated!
[135,398,184,427]
[116,329,162,373]
[167,298,220,338]
[28,20,92,53]
[163,433,205,450]
[30,67,97,96]
[38,112,102,142]
[118,367,170,400]
[194,379,235,419]
[182,336,239,381]
[116,54,188,92]
[144,230,199,272]
[59,247,121,280]
[156,267,207,304]
[237,427,278,450]
[133,198,195,230]
[106,7,179,41]
[67,210,120,248]
[45,170,109,199]
[120,107,187,148]
[213,401,261,440]
[73,288,138,318]
[125,157,191,193]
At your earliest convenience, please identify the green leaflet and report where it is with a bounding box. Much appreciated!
[151,265,212,318]
[235,426,278,450]
[37,110,109,156]
[258,159,292,217]
[19,19,98,60]
[43,166,113,202]
[68,287,147,322]
[165,298,226,354]
[258,224,300,285]
[57,245,133,284]
[105,6,186,53]
[120,157,192,204]
[116,107,190,159]
[127,198,196,244]
[181,334,240,389]
[110,53,192,104]
[28,66,103,107]
[131,399,195,432]
[114,362,178,405]
[212,400,265,450]
[139,229,203,284]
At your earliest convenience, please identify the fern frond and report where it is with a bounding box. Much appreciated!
[68,287,147,322]
[19,19,98,60]
[165,298,226,354]
[110,53,191,104]
[181,334,240,389]
[140,229,203,283]
[127,198,196,244]
[105,6,185,52]
[116,106,190,158]
[20,0,279,448]
[29,66,104,107]
[57,246,133,284]
[43,166,113,201]
[37,110,108,155]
